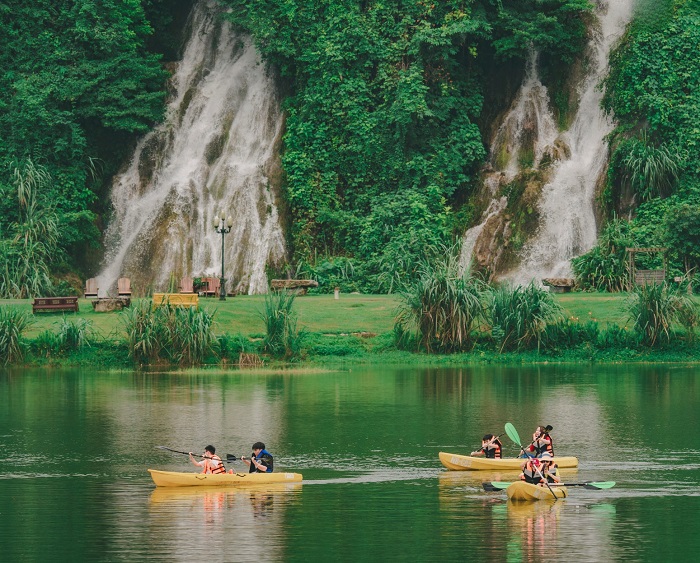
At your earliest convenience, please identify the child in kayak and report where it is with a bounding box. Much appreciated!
[528,425,554,457]
[471,434,503,459]
[540,452,560,483]
[189,445,226,474]
[241,441,274,473]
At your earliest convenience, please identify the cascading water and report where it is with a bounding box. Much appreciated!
[506,0,635,284]
[459,51,559,275]
[97,0,285,295]
[460,0,634,283]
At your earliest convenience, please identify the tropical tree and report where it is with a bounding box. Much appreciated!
[0,160,60,298]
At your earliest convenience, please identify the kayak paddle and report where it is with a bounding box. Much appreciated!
[504,423,558,501]
[483,481,616,492]
[155,446,238,462]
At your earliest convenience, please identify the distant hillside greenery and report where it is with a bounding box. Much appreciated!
[223,0,592,291]
[0,0,193,291]
[575,0,700,290]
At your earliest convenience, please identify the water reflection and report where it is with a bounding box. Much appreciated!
[506,500,564,560]
[147,484,302,558]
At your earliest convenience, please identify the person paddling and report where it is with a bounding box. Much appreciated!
[539,452,560,483]
[241,442,274,473]
[189,445,226,474]
[471,433,503,459]
[519,457,544,485]
[529,425,554,457]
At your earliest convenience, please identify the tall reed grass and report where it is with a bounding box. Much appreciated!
[0,307,32,364]
[394,252,485,353]
[260,290,303,358]
[627,282,695,346]
[486,282,562,352]
[121,301,215,365]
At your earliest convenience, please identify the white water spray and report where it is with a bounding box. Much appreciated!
[97,1,285,295]
[507,0,635,284]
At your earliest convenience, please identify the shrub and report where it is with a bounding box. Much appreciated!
[394,251,485,353]
[626,282,692,346]
[572,219,634,292]
[260,290,303,359]
[0,307,32,364]
[57,317,96,352]
[486,282,562,352]
[541,318,599,350]
[217,333,252,361]
[121,301,216,365]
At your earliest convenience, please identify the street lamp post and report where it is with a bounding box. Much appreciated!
[213,213,233,301]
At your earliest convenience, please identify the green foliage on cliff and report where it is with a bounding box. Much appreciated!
[224,0,591,290]
[600,0,700,280]
[0,0,192,276]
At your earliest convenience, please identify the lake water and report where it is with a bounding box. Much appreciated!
[1,364,699,561]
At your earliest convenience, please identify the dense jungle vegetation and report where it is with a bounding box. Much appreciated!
[0,0,698,296]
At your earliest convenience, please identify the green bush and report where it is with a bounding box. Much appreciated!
[0,307,32,364]
[486,282,562,352]
[572,219,634,292]
[260,290,304,359]
[121,301,216,365]
[394,251,485,353]
[626,282,693,347]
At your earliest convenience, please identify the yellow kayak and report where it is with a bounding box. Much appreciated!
[506,480,568,501]
[148,469,303,487]
[439,451,579,471]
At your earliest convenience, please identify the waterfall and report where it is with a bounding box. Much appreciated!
[506,0,635,284]
[459,51,558,275]
[97,0,285,296]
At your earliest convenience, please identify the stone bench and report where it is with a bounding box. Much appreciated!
[542,278,575,293]
[32,297,79,314]
[91,297,131,312]
[153,293,199,308]
[270,279,319,295]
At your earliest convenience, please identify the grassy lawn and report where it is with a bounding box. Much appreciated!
[2,292,632,339]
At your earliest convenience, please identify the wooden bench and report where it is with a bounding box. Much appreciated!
[32,297,79,314]
[270,279,319,295]
[635,270,665,286]
[153,293,199,308]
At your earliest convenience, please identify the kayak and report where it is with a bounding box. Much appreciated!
[439,451,579,471]
[148,469,303,487]
[506,481,568,501]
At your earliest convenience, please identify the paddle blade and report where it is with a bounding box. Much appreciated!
[483,481,511,491]
[504,423,522,447]
[226,454,238,462]
[584,481,616,490]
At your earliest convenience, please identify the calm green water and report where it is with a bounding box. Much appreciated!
[1,364,699,562]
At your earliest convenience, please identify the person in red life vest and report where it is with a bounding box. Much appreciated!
[189,445,226,474]
[241,442,274,473]
[528,425,554,457]
[471,433,503,459]
[539,452,560,483]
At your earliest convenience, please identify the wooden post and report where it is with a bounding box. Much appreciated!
[334,287,340,300]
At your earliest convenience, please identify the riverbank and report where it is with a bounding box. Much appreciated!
[3,292,700,368]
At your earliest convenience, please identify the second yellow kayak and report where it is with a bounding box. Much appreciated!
[439,451,579,471]
[506,481,568,501]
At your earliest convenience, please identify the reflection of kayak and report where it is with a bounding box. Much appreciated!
[507,497,564,519]
[506,481,568,501]
[150,482,302,502]
[439,451,578,471]
[148,469,303,487]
